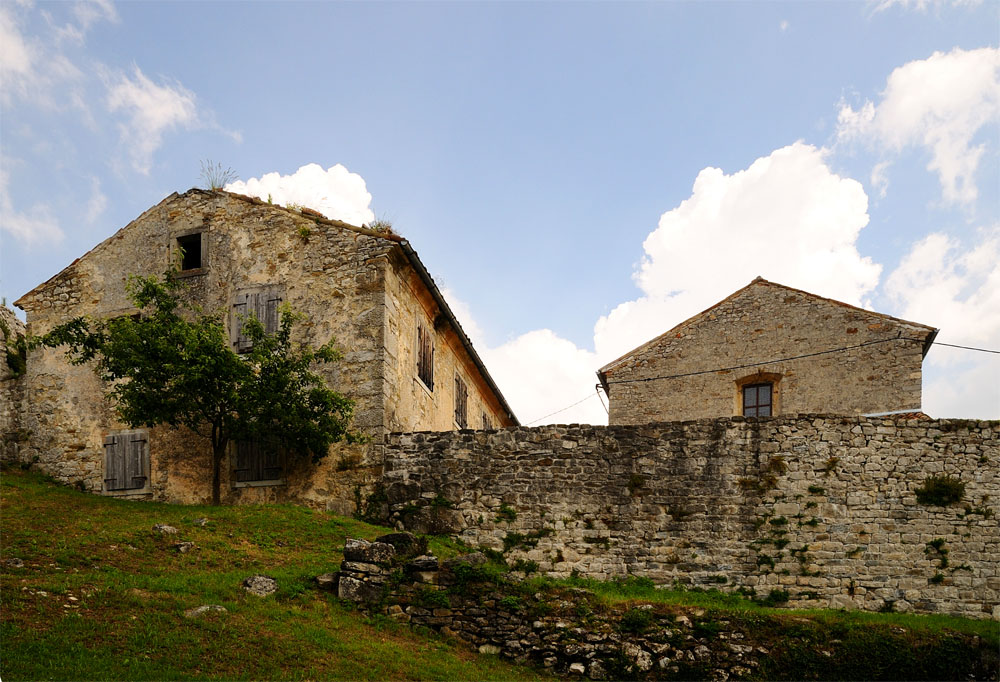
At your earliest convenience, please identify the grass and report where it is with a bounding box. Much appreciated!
[0,467,546,681]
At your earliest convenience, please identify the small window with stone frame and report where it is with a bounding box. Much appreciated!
[743,383,773,417]
[175,230,206,273]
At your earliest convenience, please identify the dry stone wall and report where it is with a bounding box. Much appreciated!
[0,306,26,463]
[381,416,1000,619]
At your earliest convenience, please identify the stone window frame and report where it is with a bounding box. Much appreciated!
[454,373,468,429]
[230,285,284,353]
[103,428,152,496]
[173,227,209,278]
[735,372,782,417]
[416,322,435,392]
[231,438,286,489]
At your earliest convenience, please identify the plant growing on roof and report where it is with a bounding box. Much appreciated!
[36,269,359,505]
[199,160,238,191]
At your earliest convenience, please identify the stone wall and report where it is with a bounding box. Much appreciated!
[380,416,1000,619]
[0,306,26,462]
[329,536,998,681]
[602,279,933,424]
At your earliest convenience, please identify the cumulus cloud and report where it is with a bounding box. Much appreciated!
[595,142,880,363]
[884,227,1000,418]
[226,164,376,227]
[0,169,64,246]
[105,65,199,174]
[837,47,1000,205]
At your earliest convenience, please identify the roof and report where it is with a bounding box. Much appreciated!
[16,188,519,426]
[597,276,938,390]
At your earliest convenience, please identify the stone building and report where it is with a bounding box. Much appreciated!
[597,277,937,425]
[10,189,517,509]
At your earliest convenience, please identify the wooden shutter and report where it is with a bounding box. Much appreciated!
[264,293,281,335]
[236,439,282,483]
[417,324,434,390]
[262,443,282,480]
[235,439,255,482]
[454,375,468,428]
[126,433,147,489]
[232,295,250,352]
[482,412,493,431]
[104,435,125,491]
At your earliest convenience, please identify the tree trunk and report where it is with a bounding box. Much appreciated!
[212,444,225,506]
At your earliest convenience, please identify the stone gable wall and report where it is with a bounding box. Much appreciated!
[604,283,930,424]
[381,416,999,619]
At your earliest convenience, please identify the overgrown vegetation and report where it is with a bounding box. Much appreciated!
[0,314,26,378]
[0,467,543,681]
[199,160,238,190]
[915,475,966,506]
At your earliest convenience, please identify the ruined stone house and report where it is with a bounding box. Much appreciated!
[8,189,517,511]
[598,277,938,425]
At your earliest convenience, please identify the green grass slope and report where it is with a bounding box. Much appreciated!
[0,467,546,681]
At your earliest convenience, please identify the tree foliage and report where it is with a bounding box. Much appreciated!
[37,271,358,504]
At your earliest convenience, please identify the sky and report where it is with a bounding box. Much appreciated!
[1,0,998,424]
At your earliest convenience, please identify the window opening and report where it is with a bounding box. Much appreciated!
[417,324,434,390]
[177,233,202,271]
[104,431,148,491]
[454,375,468,428]
[482,412,493,431]
[743,383,773,417]
[232,289,282,353]
[234,439,282,483]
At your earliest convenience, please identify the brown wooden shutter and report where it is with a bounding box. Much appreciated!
[262,443,282,480]
[104,435,124,491]
[235,439,254,482]
[264,293,281,335]
[454,375,468,428]
[126,433,147,490]
[233,295,250,352]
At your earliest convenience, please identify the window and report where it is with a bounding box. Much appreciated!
[104,430,149,493]
[743,383,773,417]
[232,288,282,353]
[176,232,203,271]
[481,412,493,431]
[454,375,468,428]
[416,323,434,390]
[234,439,283,485]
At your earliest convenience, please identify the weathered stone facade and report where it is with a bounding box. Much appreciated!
[0,306,26,463]
[379,416,999,619]
[11,189,516,510]
[598,278,937,425]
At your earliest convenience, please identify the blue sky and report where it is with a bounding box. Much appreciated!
[2,0,997,423]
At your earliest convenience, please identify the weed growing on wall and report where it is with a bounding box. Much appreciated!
[915,476,966,506]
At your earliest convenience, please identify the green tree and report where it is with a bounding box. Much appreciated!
[37,272,358,504]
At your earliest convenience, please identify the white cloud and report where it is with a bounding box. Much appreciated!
[0,169,65,246]
[595,142,880,363]
[886,227,1000,347]
[105,65,199,174]
[837,47,1000,205]
[869,0,982,13]
[870,161,891,198]
[885,227,1000,418]
[84,176,107,224]
[0,3,86,108]
[779,19,790,31]
[483,330,606,426]
[226,163,376,227]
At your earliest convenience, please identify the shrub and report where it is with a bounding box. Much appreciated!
[498,595,522,611]
[757,588,790,606]
[915,476,965,506]
[619,607,655,633]
[415,587,450,609]
[495,503,517,523]
[807,485,826,495]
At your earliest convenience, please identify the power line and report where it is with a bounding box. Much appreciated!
[932,341,1000,354]
[525,392,598,426]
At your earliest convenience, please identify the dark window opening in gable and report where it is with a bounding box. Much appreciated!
[454,375,468,428]
[232,288,282,353]
[177,233,202,271]
[743,383,773,417]
[417,323,434,390]
[234,439,283,484]
[104,431,148,492]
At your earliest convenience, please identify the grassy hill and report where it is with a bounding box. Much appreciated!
[2,466,997,681]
